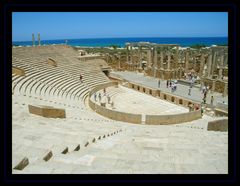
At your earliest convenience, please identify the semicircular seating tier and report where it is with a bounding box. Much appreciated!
[12,45,110,103]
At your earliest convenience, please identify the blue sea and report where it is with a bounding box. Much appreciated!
[13,37,228,48]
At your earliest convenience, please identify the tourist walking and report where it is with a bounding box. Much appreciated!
[167,80,169,88]
[195,104,200,111]
[158,79,161,88]
[174,84,177,91]
[206,86,210,94]
[201,107,204,115]
[211,96,214,106]
[79,74,83,83]
[107,95,110,104]
[94,93,97,102]
[190,80,193,88]
[98,93,101,102]
[202,86,206,94]
[188,87,191,95]
[203,91,207,100]
[203,97,206,104]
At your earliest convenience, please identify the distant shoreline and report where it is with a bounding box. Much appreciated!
[12,37,228,48]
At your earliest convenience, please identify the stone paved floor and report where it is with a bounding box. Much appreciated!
[93,85,188,115]
[111,71,228,106]
[12,92,228,174]
[13,115,228,174]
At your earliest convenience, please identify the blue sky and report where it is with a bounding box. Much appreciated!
[12,12,228,41]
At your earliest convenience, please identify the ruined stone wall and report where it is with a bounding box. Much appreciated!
[215,80,225,93]
[223,69,228,76]
[201,78,227,93]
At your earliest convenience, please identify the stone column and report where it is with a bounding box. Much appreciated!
[199,54,205,76]
[154,47,158,67]
[224,53,228,66]
[38,33,41,46]
[147,48,152,68]
[185,49,189,72]
[218,55,224,79]
[126,45,130,70]
[118,53,121,70]
[218,68,223,80]
[174,46,179,69]
[153,47,158,77]
[193,54,196,71]
[32,33,35,46]
[212,80,216,92]
[167,51,171,70]
[138,46,142,69]
[223,82,228,96]
[211,50,217,76]
[207,52,212,78]
[126,45,129,63]
[130,45,133,70]
[179,65,183,79]
[160,49,164,69]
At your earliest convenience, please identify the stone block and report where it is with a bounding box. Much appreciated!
[28,105,66,118]
[74,145,80,151]
[13,157,29,170]
[207,119,228,132]
[47,58,57,67]
[145,110,202,125]
[12,67,25,76]
[43,151,53,161]
[61,147,68,154]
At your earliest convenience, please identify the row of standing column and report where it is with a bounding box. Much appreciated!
[32,33,41,46]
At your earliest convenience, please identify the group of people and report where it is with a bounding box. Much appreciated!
[93,89,114,108]
[185,72,197,82]
[94,92,102,102]
[166,79,177,92]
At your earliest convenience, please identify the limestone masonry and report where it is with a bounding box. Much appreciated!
[12,43,228,174]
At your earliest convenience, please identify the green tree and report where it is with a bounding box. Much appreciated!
[190,44,206,49]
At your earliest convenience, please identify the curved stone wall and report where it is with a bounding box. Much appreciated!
[145,110,202,125]
[127,81,200,108]
[88,82,141,124]
[89,82,202,125]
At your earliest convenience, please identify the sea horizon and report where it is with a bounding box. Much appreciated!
[12,37,228,48]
